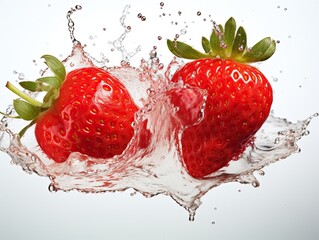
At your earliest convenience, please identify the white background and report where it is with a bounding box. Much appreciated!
[0,0,318,239]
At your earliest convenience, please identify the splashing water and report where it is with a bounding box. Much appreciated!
[0,5,317,221]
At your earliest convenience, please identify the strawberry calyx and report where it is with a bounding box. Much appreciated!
[2,55,66,137]
[167,17,276,63]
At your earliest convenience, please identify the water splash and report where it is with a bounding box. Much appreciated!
[0,43,317,220]
[66,5,82,44]
[0,5,318,221]
[108,5,142,63]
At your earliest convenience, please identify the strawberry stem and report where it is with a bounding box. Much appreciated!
[6,81,42,107]
[1,55,67,137]
[167,17,276,63]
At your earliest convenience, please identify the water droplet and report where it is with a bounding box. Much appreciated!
[158,63,164,70]
[147,87,155,96]
[258,170,265,176]
[141,16,146,21]
[121,60,130,67]
[48,183,58,192]
[188,211,195,221]
[75,5,82,10]
[180,28,187,35]
[160,2,164,7]
[178,11,182,16]
[149,50,157,58]
[238,45,244,51]
[197,11,201,16]
[220,42,227,49]
[157,36,162,40]
[252,180,260,188]
[137,13,142,18]
[276,40,281,44]
[284,8,287,11]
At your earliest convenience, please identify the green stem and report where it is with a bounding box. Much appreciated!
[6,81,42,107]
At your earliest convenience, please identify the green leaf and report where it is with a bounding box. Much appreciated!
[19,81,40,92]
[42,88,59,108]
[202,37,212,53]
[19,81,49,92]
[37,76,61,89]
[210,27,224,57]
[13,99,41,121]
[231,26,247,59]
[167,39,210,59]
[242,37,276,62]
[41,55,66,82]
[18,119,37,137]
[223,17,236,57]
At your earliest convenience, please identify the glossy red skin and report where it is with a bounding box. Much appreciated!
[35,67,138,163]
[171,58,273,179]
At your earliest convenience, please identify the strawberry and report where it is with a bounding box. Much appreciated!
[167,17,276,178]
[3,55,138,162]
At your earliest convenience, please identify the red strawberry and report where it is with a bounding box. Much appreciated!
[167,17,276,178]
[4,56,138,163]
